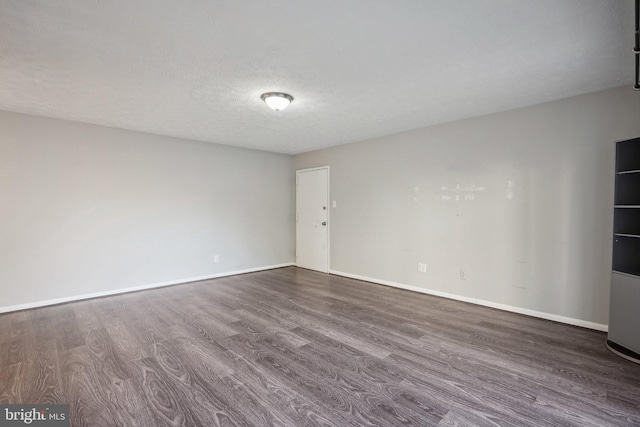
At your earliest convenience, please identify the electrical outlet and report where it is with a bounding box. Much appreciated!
[460,269,467,280]
[214,255,220,263]
[417,263,427,273]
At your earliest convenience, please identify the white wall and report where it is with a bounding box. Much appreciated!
[0,110,294,310]
[294,86,640,327]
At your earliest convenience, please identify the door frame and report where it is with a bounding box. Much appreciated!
[295,166,330,272]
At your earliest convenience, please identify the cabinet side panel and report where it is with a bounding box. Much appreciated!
[609,272,640,354]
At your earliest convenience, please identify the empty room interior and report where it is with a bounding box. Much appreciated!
[2,1,640,426]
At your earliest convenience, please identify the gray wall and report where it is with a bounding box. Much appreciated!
[294,86,640,326]
[0,110,294,309]
[3,86,639,325]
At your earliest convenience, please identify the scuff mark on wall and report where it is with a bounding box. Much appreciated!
[439,182,485,202]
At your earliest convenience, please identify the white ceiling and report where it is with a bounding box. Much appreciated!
[0,1,634,154]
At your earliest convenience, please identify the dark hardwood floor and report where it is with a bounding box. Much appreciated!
[1,267,639,426]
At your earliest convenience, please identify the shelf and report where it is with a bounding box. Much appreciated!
[617,169,640,175]
[614,205,640,208]
[615,173,640,205]
[612,270,640,278]
[612,269,640,278]
[616,137,640,172]
[612,236,640,274]
[614,209,640,235]
[615,233,640,238]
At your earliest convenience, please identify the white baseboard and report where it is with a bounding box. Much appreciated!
[0,263,294,314]
[329,269,608,332]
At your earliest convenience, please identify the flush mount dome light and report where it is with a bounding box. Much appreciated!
[261,92,293,111]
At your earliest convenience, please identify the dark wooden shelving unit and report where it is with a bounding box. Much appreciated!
[608,137,640,364]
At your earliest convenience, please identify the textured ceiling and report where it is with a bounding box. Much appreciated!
[0,1,634,154]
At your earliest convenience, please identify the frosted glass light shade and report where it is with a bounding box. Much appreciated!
[261,92,293,110]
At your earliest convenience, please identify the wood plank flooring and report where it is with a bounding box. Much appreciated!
[1,266,639,426]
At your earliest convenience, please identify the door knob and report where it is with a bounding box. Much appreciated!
[322,222,327,226]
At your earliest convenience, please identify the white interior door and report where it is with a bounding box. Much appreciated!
[296,167,329,272]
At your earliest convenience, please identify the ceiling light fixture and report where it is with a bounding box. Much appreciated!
[261,92,294,111]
